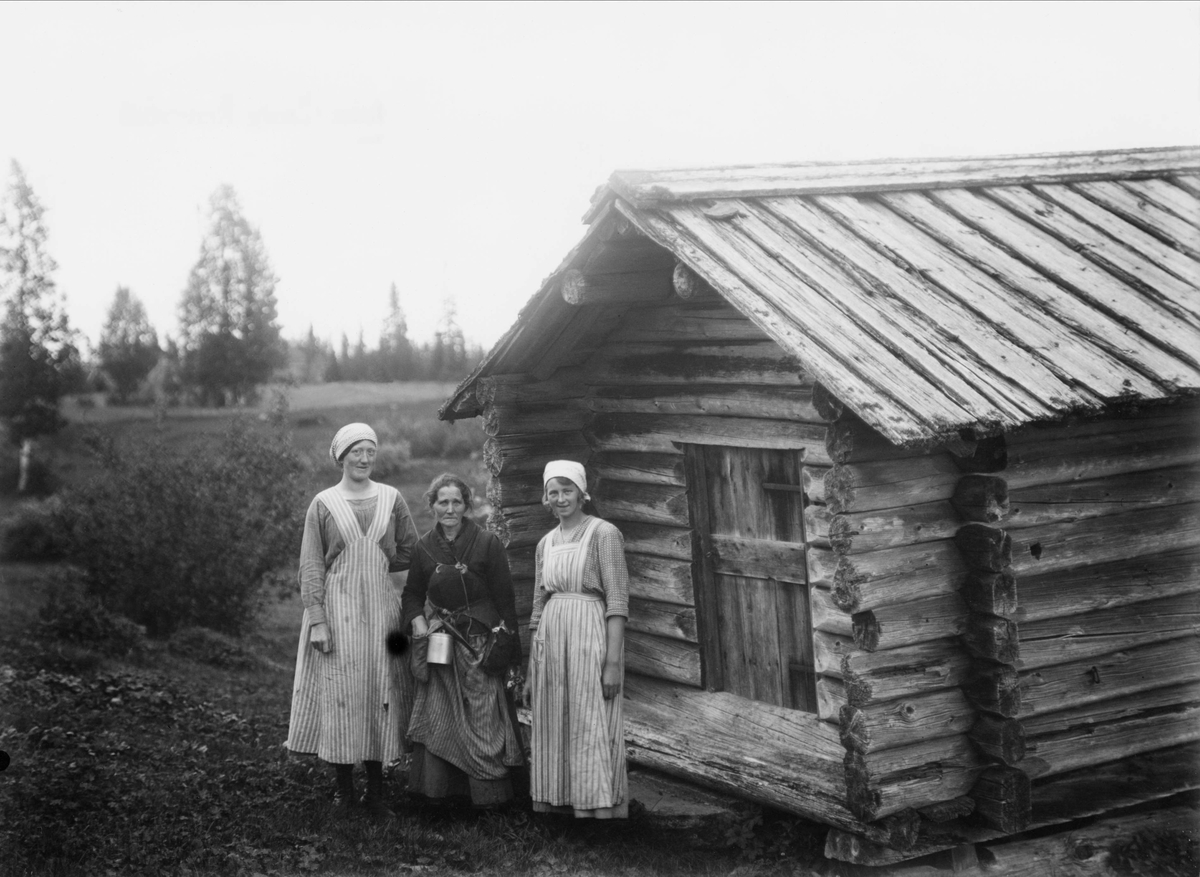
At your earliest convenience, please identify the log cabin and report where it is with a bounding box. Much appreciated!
[439,146,1200,865]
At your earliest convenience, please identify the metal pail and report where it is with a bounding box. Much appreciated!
[427,631,454,665]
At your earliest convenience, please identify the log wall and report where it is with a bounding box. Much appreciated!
[469,243,1200,858]
[956,400,1200,836]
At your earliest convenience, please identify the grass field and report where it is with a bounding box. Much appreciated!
[0,382,827,877]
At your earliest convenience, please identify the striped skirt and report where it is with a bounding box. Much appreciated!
[407,631,522,801]
[529,593,627,817]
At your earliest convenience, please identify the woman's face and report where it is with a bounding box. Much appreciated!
[545,477,582,520]
[341,441,377,481]
[432,485,467,534]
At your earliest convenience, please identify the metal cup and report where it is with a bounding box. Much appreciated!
[426,631,454,665]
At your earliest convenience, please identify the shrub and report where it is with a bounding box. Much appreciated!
[57,417,306,637]
[1,499,69,561]
[38,588,147,656]
[370,438,413,481]
[169,626,261,668]
[386,416,483,459]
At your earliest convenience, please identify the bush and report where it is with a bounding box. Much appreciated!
[386,416,483,459]
[1,499,69,561]
[370,438,413,481]
[169,626,261,668]
[57,418,307,637]
[38,589,147,656]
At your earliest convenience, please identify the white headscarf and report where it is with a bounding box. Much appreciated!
[543,459,588,496]
[330,423,378,464]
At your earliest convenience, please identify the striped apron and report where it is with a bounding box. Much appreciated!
[286,485,406,764]
[530,516,627,817]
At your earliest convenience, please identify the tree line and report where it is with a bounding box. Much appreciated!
[0,160,485,490]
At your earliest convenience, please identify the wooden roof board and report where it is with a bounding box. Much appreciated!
[589,146,1200,218]
[445,149,1200,445]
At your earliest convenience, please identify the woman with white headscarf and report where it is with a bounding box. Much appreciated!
[286,422,418,818]
[522,460,630,818]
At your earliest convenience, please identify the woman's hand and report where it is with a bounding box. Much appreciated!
[309,622,333,654]
[601,659,622,699]
[411,615,429,637]
[522,674,533,708]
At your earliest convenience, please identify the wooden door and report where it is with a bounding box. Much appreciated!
[685,444,817,712]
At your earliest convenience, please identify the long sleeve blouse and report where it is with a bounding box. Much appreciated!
[298,488,418,627]
[401,516,518,633]
[528,518,629,634]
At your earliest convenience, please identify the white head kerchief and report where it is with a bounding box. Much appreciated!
[330,423,378,464]
[543,459,587,495]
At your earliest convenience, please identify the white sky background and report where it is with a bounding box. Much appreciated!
[1,0,1198,355]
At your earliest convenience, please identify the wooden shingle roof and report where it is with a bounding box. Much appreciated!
[443,147,1200,445]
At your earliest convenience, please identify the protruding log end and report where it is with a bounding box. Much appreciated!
[832,566,864,613]
[561,268,589,305]
[955,523,1013,572]
[826,411,914,464]
[952,474,1010,523]
[971,766,1031,833]
[964,616,1020,664]
[852,610,881,652]
[844,752,884,822]
[962,569,1018,617]
[671,261,717,300]
[812,381,846,422]
[474,376,498,407]
[962,663,1022,718]
[839,705,869,753]
[486,510,510,546]
[970,714,1027,766]
[952,433,1008,473]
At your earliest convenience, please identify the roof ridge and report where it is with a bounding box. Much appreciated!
[583,145,1200,221]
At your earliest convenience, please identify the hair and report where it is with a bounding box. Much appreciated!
[541,474,600,517]
[424,472,473,509]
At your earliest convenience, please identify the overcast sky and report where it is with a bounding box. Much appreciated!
[2,0,1198,355]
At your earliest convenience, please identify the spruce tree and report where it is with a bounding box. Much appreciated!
[177,185,284,406]
[0,161,77,491]
[98,286,160,403]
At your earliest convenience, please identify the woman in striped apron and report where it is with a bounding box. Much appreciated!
[403,473,523,807]
[522,460,630,818]
[286,423,418,817]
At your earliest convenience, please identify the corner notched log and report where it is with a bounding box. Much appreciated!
[969,714,1026,765]
[839,689,973,754]
[560,267,674,306]
[851,593,968,652]
[951,434,1008,473]
[962,569,1018,617]
[841,639,972,706]
[826,413,930,464]
[814,501,960,554]
[484,431,590,476]
[964,616,1020,663]
[844,734,984,820]
[951,475,1010,523]
[962,663,1022,718]
[811,382,845,422]
[971,766,1031,833]
[955,523,1013,572]
[829,541,965,612]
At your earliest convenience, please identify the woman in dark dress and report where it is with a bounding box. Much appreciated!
[402,473,523,806]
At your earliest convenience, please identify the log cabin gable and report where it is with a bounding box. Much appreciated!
[446,148,1200,864]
